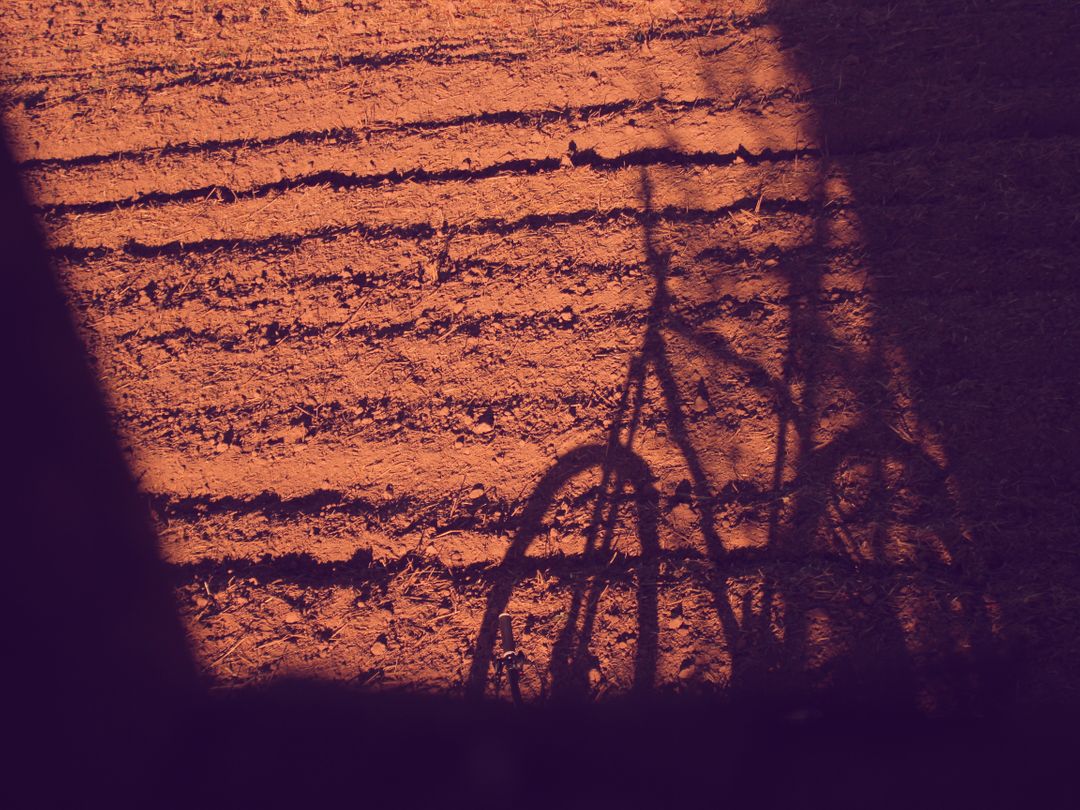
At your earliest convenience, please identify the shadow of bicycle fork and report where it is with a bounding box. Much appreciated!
[465,442,662,700]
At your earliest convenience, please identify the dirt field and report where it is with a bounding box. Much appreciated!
[4,0,1079,710]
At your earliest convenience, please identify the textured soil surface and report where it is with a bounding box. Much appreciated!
[4,0,1080,710]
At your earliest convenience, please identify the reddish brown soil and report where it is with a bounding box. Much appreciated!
[4,0,1079,710]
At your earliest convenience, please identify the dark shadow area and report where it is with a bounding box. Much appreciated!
[3,126,197,806]
[761,0,1080,705]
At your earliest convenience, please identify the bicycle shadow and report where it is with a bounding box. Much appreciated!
[468,12,1007,705]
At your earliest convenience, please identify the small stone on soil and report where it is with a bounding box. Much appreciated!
[284,610,302,623]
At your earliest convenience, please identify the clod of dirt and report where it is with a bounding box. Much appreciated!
[468,484,485,500]
[284,610,302,623]
[678,658,697,680]
[667,616,684,630]
[471,409,495,435]
[193,596,209,609]
[588,667,603,687]
[693,379,711,413]
[669,503,696,534]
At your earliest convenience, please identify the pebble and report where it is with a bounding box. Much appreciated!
[194,596,209,609]
[469,485,485,500]
[370,640,387,657]
[588,667,602,687]
[472,421,493,435]
[284,610,302,623]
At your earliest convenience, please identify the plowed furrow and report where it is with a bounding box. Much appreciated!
[171,556,971,690]
[142,434,792,567]
[0,5,767,92]
[59,214,818,305]
[30,102,815,212]
[47,160,821,251]
[4,38,801,162]
[20,90,807,179]
[1,15,770,112]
